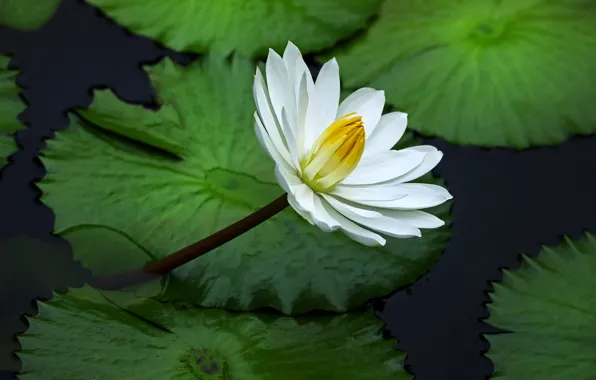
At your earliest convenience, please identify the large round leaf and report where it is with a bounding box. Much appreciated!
[39,55,452,315]
[17,286,409,379]
[0,0,60,30]
[327,0,596,148]
[0,56,24,168]
[85,0,382,57]
[485,233,596,379]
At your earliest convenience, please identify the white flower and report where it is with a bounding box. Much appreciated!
[253,41,453,247]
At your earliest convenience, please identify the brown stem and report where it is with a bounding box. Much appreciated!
[90,193,289,290]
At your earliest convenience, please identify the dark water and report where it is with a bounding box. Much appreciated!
[1,1,595,379]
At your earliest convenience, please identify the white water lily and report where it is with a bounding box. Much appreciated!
[253,41,452,246]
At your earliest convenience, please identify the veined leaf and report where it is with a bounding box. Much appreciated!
[486,233,596,379]
[39,55,451,315]
[17,286,410,379]
[328,0,596,148]
[85,0,383,57]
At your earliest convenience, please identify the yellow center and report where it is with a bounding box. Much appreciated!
[300,112,365,193]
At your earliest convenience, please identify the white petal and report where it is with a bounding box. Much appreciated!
[337,88,376,115]
[321,194,383,219]
[291,48,315,161]
[283,42,306,96]
[287,192,315,225]
[341,148,427,185]
[292,184,341,232]
[292,183,315,211]
[282,42,301,87]
[281,45,299,133]
[283,41,314,101]
[254,115,272,158]
[364,112,408,157]
[381,209,445,229]
[303,58,340,151]
[338,88,385,136]
[312,194,342,232]
[265,49,292,126]
[295,73,309,160]
[282,42,313,156]
[281,108,299,167]
[387,147,444,184]
[319,200,386,246]
[354,183,452,210]
[274,163,301,195]
[331,183,408,202]
[294,57,315,102]
[343,212,422,238]
[253,70,294,167]
[254,112,292,168]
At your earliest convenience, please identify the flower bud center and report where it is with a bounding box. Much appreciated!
[300,112,365,193]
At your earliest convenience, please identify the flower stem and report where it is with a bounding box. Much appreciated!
[90,193,289,290]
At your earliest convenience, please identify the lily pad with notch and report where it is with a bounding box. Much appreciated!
[38,54,452,315]
[16,286,410,379]
[85,0,383,57]
[485,233,596,379]
[0,56,24,168]
[327,0,596,148]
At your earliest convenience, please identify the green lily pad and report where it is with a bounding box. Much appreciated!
[39,54,451,315]
[84,0,382,57]
[0,0,61,30]
[0,235,81,373]
[327,0,596,148]
[17,286,409,379]
[485,233,596,379]
[0,56,23,168]
[63,225,165,298]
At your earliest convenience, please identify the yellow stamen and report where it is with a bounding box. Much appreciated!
[300,112,365,193]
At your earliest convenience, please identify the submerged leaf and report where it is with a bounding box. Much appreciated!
[39,55,451,315]
[17,286,409,379]
[85,0,382,57]
[0,236,82,373]
[0,0,60,30]
[0,56,24,168]
[328,0,596,148]
[485,233,596,379]
[64,225,164,298]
